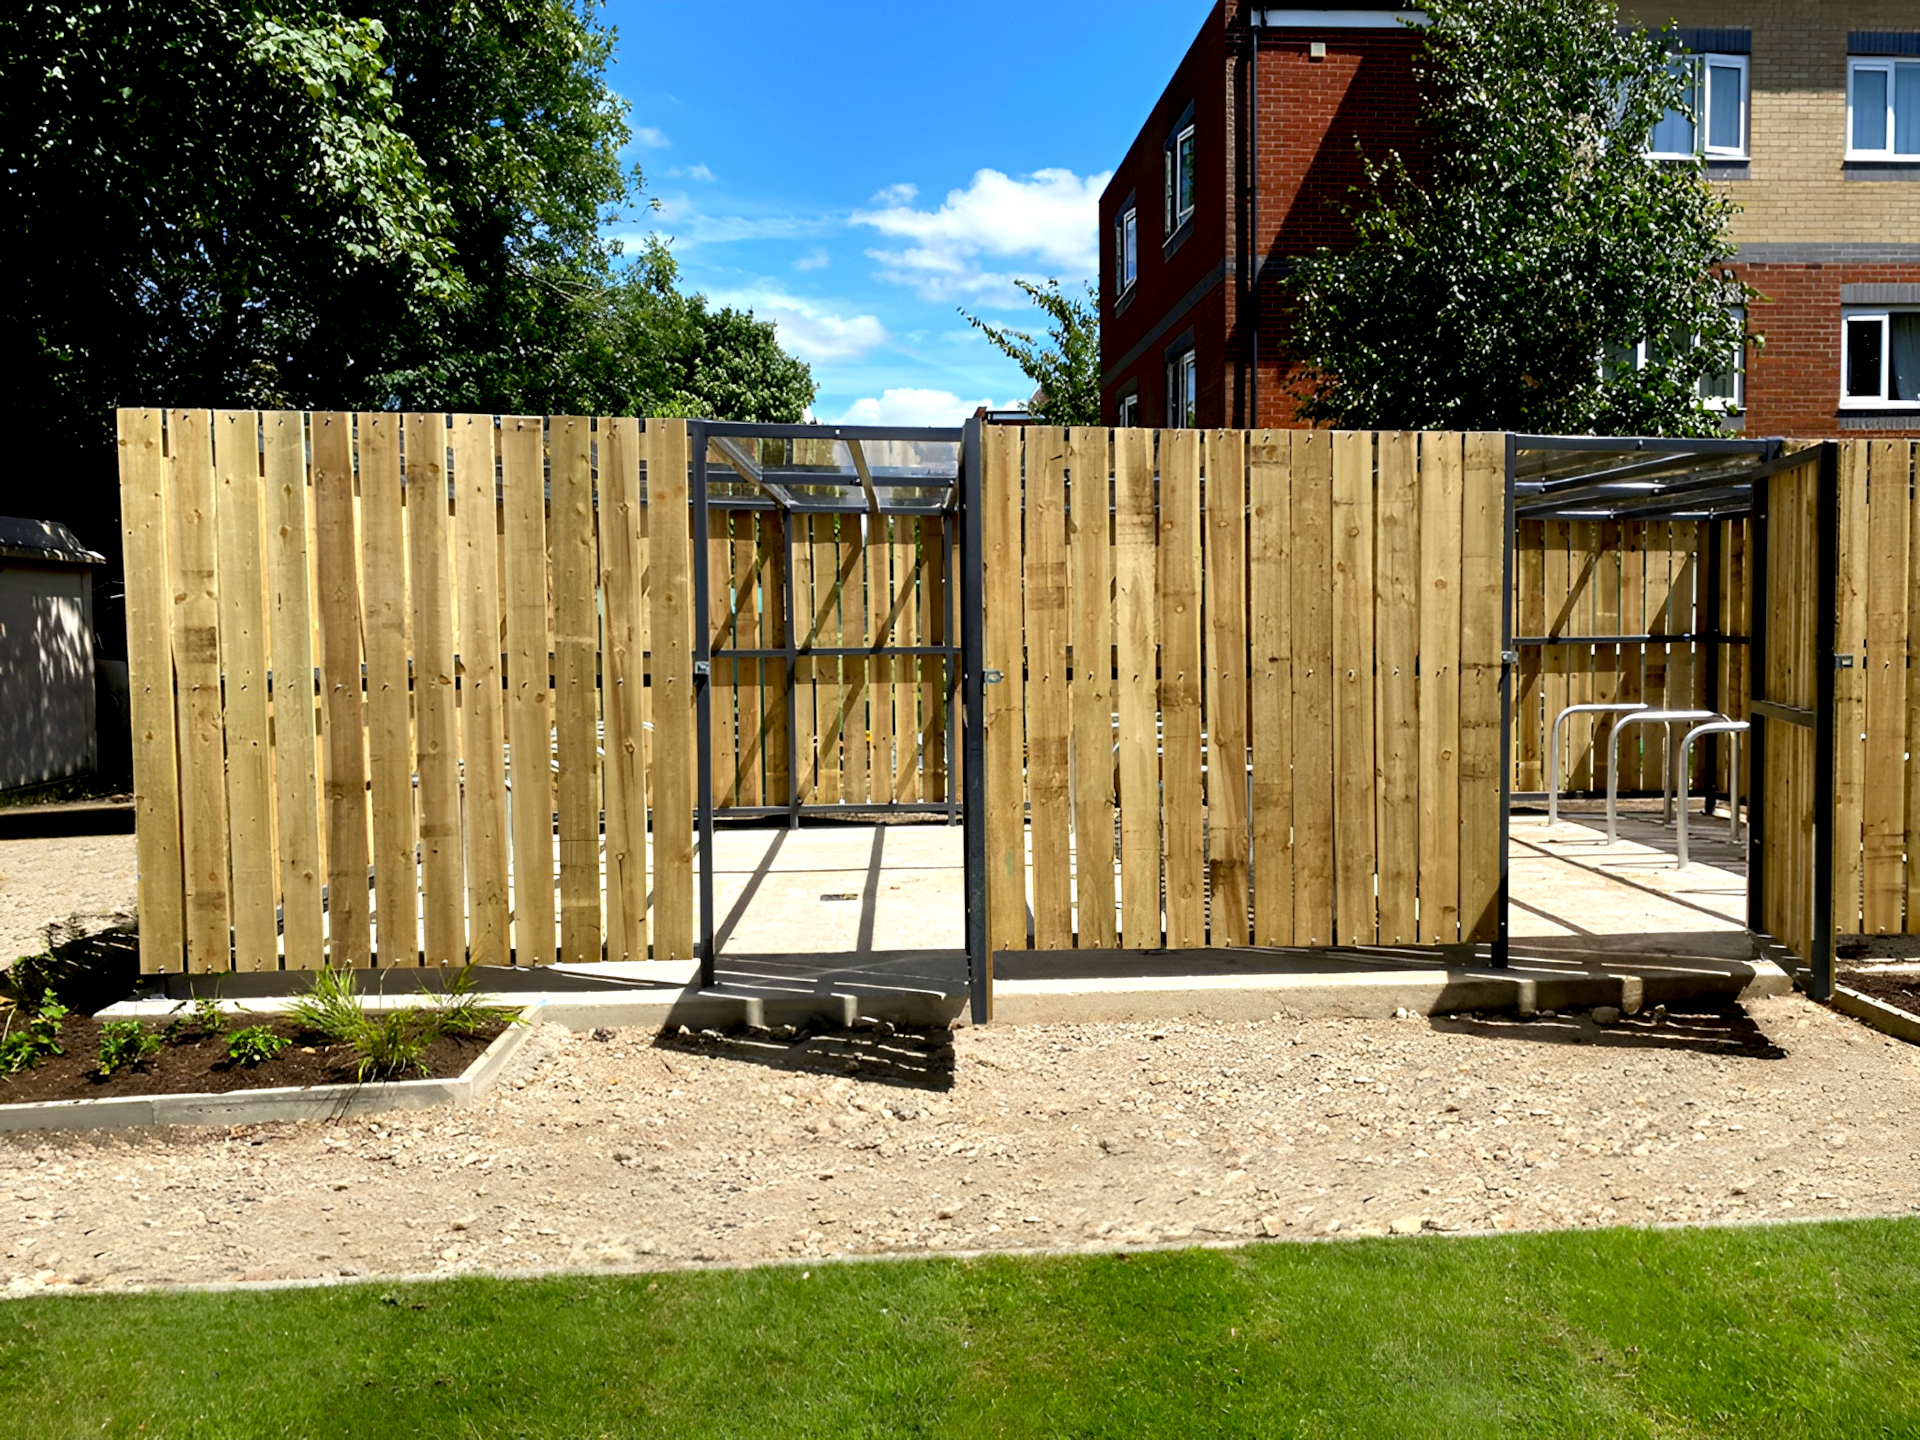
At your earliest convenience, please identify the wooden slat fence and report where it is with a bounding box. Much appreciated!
[1510,517,1750,802]
[117,409,699,973]
[981,426,1507,954]
[1830,439,1920,936]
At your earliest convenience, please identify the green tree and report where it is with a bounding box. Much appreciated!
[963,279,1101,426]
[1286,0,1753,436]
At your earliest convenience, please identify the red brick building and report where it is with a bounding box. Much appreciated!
[1099,2,1920,439]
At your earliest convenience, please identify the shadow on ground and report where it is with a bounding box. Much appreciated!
[647,1020,957,1092]
[1430,1005,1787,1060]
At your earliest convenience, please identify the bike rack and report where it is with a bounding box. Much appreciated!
[1547,702,1648,826]
[1676,719,1749,867]
[1605,708,1724,843]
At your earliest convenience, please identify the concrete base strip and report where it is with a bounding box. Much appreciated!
[1830,986,1920,1046]
[990,960,1790,1025]
[0,1004,541,1134]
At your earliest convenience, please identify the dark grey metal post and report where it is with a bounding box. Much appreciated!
[1810,442,1840,1002]
[961,418,991,1023]
[1747,469,1770,935]
[689,421,717,985]
[1495,433,1516,967]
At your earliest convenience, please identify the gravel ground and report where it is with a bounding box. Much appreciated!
[0,831,135,962]
[5,993,1917,1294]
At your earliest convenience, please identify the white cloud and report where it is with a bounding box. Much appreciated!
[705,287,888,364]
[851,167,1110,305]
[664,162,715,182]
[793,248,831,272]
[871,182,919,206]
[834,389,1024,428]
[639,198,836,248]
[632,126,671,149]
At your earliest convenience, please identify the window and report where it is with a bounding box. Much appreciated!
[1164,123,1196,234]
[1117,393,1139,428]
[1114,204,1137,295]
[1166,350,1197,428]
[1648,53,1748,159]
[1843,310,1920,406]
[1603,310,1747,410]
[1848,58,1920,159]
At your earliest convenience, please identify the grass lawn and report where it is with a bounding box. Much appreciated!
[3,1219,1917,1438]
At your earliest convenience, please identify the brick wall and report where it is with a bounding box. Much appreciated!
[1622,1,1920,245]
[1741,263,1920,437]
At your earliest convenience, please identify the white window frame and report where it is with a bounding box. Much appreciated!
[1115,205,1138,294]
[1847,58,1920,161]
[1165,123,1197,234]
[1841,308,1920,408]
[1603,310,1747,411]
[1647,53,1749,161]
[1117,392,1139,428]
[1166,349,1197,428]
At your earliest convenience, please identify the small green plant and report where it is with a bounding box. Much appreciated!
[0,1000,68,1075]
[97,1019,163,1077]
[287,965,366,1044]
[225,1026,289,1068]
[285,964,512,1082]
[165,994,226,1044]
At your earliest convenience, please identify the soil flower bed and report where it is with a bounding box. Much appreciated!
[1840,968,1920,1024]
[0,1013,507,1105]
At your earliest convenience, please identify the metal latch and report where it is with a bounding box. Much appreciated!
[1836,654,1856,669]
[1501,649,1521,668]
[982,669,1004,685]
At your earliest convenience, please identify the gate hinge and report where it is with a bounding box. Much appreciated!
[1501,649,1521,668]
[982,669,1004,685]
[1835,653,1856,669]
[693,659,711,678]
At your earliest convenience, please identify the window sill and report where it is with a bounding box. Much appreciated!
[1705,159,1751,180]
[1844,160,1920,180]
[1114,285,1136,319]
[1838,410,1920,430]
[1162,217,1195,259]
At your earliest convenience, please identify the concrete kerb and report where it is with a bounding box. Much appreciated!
[0,1002,544,1134]
[1829,985,1920,1046]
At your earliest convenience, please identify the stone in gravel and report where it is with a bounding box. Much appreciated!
[1389,1215,1425,1236]
[1593,1006,1622,1025]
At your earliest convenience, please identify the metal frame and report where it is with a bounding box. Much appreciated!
[1676,720,1748,866]
[686,419,975,990]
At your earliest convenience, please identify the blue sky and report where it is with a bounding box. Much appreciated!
[604,1,1210,425]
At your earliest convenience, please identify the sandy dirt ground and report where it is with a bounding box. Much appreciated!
[0,831,135,963]
[4,993,1917,1293]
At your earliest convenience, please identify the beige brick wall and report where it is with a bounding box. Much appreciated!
[1621,1,1920,244]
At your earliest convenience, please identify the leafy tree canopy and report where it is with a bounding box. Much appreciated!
[963,279,1101,426]
[1286,0,1753,436]
[0,0,816,446]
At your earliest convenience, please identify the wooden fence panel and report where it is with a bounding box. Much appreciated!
[119,410,186,974]
[1375,431,1419,945]
[311,412,368,968]
[600,418,648,964]
[1862,440,1909,932]
[1330,430,1377,945]
[1248,432,1294,947]
[502,417,555,965]
[1159,430,1206,948]
[212,411,277,970]
[983,422,1029,954]
[1113,427,1161,949]
[406,413,462,966]
[1067,428,1117,947]
[1204,431,1251,947]
[551,417,601,965]
[1289,431,1336,947]
[452,415,510,968]
[1024,427,1073,949]
[647,420,696,962]
[359,415,416,965]
[1458,433,1507,944]
[1417,433,1463,946]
